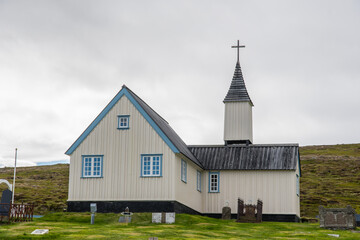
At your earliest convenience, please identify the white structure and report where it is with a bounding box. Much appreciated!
[223,61,253,144]
[66,44,301,222]
[0,179,12,191]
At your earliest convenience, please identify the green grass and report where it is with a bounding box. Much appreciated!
[300,144,360,157]
[0,212,359,239]
[300,144,360,217]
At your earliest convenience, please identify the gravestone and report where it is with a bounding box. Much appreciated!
[319,206,357,230]
[31,229,49,235]
[222,206,231,220]
[152,213,162,223]
[165,212,175,224]
[152,212,175,224]
[0,189,12,216]
[119,207,132,223]
[236,198,263,223]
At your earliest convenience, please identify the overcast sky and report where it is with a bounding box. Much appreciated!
[1,0,359,167]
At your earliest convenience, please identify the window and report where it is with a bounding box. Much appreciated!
[117,115,130,129]
[209,172,220,193]
[141,154,162,177]
[82,155,103,178]
[181,159,187,183]
[296,174,300,196]
[197,170,201,192]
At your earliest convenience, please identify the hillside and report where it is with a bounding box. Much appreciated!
[0,164,69,214]
[0,143,360,217]
[300,144,360,217]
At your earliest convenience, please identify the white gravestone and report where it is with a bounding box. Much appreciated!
[31,229,49,235]
[165,212,175,224]
[152,213,162,223]
[152,212,175,224]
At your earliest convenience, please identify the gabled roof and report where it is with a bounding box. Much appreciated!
[223,61,253,105]
[188,144,300,172]
[65,85,202,168]
[125,87,202,167]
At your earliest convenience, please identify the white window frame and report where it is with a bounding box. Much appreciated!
[82,155,103,178]
[209,172,220,193]
[181,159,187,183]
[141,154,162,177]
[117,115,130,129]
[197,170,201,192]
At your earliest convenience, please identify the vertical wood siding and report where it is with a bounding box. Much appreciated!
[174,156,203,213]
[203,170,298,215]
[224,102,253,142]
[295,160,300,216]
[68,95,175,201]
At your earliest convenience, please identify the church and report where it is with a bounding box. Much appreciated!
[65,41,301,222]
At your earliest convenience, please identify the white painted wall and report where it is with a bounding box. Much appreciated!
[224,102,253,143]
[203,170,299,216]
[68,95,176,201]
[174,155,203,213]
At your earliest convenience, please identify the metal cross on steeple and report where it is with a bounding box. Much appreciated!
[231,40,245,62]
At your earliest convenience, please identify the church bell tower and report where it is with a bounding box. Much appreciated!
[224,40,253,145]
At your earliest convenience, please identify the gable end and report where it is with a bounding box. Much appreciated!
[65,86,180,155]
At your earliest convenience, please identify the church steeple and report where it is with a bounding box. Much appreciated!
[223,61,253,105]
[223,40,253,145]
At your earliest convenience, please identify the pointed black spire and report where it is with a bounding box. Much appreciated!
[223,41,253,105]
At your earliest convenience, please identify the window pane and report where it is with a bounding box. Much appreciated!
[210,173,218,192]
[152,156,160,175]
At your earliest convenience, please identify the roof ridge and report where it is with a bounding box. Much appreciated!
[124,86,203,168]
[123,85,169,124]
[189,144,299,148]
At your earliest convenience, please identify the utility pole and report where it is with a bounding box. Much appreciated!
[12,148,17,204]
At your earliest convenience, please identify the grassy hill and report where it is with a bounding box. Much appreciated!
[0,164,68,214]
[0,143,360,217]
[300,144,360,217]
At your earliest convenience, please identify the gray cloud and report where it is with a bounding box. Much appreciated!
[0,0,359,166]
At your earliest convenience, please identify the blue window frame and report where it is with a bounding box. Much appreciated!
[117,115,130,129]
[197,170,201,192]
[209,172,220,193]
[296,174,300,196]
[141,154,162,177]
[82,155,103,178]
[181,159,187,183]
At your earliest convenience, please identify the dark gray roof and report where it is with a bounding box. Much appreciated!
[125,86,203,168]
[188,144,299,170]
[224,61,253,105]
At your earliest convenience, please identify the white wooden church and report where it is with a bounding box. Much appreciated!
[65,42,301,222]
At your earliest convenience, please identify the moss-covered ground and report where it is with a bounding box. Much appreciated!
[300,144,360,217]
[0,212,359,239]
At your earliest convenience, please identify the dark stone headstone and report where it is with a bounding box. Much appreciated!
[0,189,12,216]
[236,198,263,223]
[319,205,357,230]
[1,189,12,204]
[355,214,360,226]
[222,206,231,220]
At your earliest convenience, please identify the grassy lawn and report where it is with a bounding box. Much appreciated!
[0,213,359,239]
